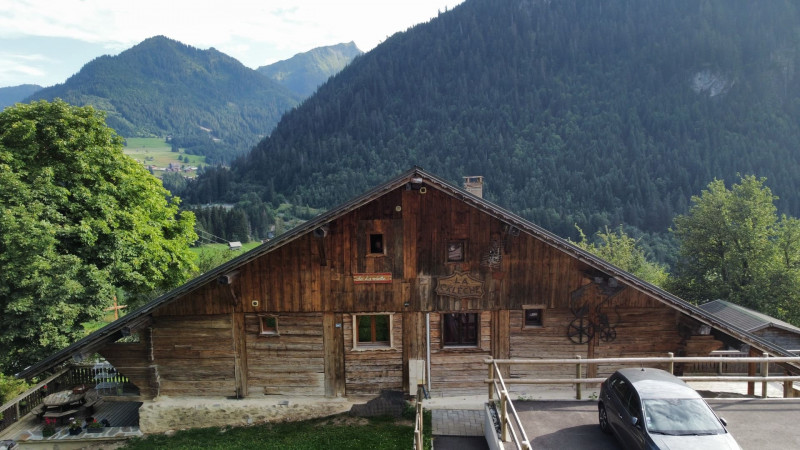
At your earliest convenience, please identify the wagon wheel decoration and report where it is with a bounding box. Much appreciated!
[567,317,595,344]
[597,324,617,342]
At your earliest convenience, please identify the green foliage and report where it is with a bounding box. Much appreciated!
[0,100,198,373]
[0,372,29,404]
[669,175,800,324]
[121,414,416,450]
[25,36,300,164]
[185,0,800,262]
[573,226,668,286]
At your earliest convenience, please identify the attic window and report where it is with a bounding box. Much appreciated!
[369,234,384,255]
[259,315,279,336]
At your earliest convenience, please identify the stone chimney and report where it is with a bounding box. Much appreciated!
[463,176,484,198]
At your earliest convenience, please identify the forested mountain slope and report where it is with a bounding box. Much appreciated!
[26,36,301,164]
[258,42,363,98]
[186,0,800,254]
[0,84,42,109]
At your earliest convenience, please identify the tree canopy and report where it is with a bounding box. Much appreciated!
[669,175,800,324]
[573,226,668,287]
[0,100,197,374]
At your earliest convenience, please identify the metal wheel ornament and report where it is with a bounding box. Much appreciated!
[567,317,595,344]
[598,326,617,343]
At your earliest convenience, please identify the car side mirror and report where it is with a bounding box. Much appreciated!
[719,417,728,427]
[630,416,639,427]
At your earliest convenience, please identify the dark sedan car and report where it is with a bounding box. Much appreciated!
[598,367,740,450]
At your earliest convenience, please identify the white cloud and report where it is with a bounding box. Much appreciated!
[0,0,464,87]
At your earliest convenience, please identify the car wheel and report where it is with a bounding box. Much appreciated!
[598,403,612,434]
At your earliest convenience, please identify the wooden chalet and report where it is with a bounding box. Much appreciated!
[17,167,797,401]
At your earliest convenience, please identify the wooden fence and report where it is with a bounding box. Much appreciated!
[0,362,130,434]
[485,354,800,449]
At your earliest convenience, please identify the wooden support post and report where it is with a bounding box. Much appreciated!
[667,352,674,374]
[575,355,583,400]
[761,352,769,398]
[488,360,494,401]
[784,370,794,398]
[747,347,757,395]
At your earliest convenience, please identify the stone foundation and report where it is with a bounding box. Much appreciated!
[138,396,357,434]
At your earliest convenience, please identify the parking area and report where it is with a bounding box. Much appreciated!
[511,398,800,449]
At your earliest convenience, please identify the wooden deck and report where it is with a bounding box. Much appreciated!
[0,400,143,443]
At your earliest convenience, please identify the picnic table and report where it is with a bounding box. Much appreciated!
[37,387,102,424]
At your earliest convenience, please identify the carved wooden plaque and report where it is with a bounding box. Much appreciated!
[435,271,485,299]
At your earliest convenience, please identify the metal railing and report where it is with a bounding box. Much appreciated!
[485,353,800,447]
[0,362,130,434]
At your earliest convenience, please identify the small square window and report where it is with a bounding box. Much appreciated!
[369,234,384,254]
[355,314,392,348]
[524,308,543,327]
[259,315,278,335]
[447,241,466,262]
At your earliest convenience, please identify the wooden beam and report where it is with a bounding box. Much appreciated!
[232,312,248,398]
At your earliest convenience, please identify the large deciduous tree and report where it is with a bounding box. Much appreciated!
[669,176,800,324]
[573,226,668,287]
[0,100,197,374]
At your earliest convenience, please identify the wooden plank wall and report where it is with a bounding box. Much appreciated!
[342,313,404,395]
[151,315,236,397]
[429,312,492,396]
[100,340,155,399]
[245,313,326,396]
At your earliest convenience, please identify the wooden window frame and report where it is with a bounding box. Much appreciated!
[258,314,279,336]
[446,240,467,263]
[352,313,393,350]
[522,305,545,329]
[441,312,479,348]
[368,233,385,256]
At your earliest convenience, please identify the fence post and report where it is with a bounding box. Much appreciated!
[667,352,674,374]
[761,352,769,398]
[575,355,583,400]
[488,360,494,401]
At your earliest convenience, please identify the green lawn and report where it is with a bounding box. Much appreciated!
[121,413,431,450]
[123,137,205,177]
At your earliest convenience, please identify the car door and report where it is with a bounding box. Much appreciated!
[608,376,632,440]
[618,391,646,449]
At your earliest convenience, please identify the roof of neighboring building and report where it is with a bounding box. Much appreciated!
[698,300,800,335]
[15,167,799,379]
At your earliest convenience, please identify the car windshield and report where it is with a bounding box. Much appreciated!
[642,398,726,436]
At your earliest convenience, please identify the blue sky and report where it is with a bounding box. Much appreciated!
[0,0,465,88]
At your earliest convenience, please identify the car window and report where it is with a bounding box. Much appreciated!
[643,398,726,436]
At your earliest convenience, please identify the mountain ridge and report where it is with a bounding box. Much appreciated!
[258,42,363,97]
[25,36,301,163]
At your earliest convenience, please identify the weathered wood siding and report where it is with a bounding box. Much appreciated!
[151,315,236,397]
[755,328,800,352]
[104,182,706,398]
[429,311,492,396]
[100,339,156,399]
[342,313,404,395]
[245,313,326,396]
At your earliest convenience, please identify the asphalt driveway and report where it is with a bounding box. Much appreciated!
[510,398,800,449]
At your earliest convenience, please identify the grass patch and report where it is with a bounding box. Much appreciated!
[121,414,422,450]
[122,137,205,177]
